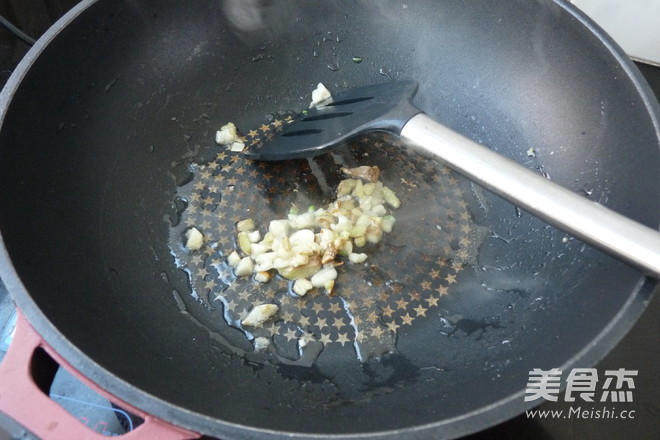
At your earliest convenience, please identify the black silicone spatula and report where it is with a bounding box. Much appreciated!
[244,81,421,161]
[244,81,660,278]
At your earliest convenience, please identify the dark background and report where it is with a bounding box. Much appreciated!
[0,1,658,439]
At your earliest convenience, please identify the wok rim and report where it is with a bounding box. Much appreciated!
[0,0,659,438]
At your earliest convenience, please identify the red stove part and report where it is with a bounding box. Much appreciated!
[0,310,198,440]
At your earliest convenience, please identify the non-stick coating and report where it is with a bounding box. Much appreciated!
[0,0,659,438]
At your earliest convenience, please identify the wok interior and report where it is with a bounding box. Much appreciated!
[0,0,659,436]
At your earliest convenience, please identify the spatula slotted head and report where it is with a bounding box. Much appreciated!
[244,81,421,161]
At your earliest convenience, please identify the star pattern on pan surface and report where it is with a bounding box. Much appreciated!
[170,123,480,361]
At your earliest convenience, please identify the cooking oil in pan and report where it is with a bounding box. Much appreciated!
[168,126,485,366]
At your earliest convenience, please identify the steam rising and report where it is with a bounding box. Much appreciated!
[223,0,264,31]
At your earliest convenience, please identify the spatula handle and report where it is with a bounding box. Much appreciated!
[401,113,660,279]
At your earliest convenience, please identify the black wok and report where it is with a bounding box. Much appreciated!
[0,0,659,439]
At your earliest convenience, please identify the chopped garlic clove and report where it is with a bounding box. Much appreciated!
[288,212,316,229]
[311,265,337,288]
[250,243,268,258]
[229,141,245,152]
[268,219,290,237]
[337,179,357,196]
[348,252,368,264]
[381,186,401,208]
[255,271,271,283]
[260,232,274,247]
[287,254,308,268]
[236,219,255,232]
[382,215,396,233]
[324,279,335,295]
[185,227,204,251]
[242,304,279,327]
[321,245,337,265]
[338,239,353,256]
[309,82,332,108]
[255,251,276,264]
[370,204,387,217]
[215,122,240,145]
[279,262,322,281]
[365,226,383,244]
[237,231,252,256]
[227,250,242,267]
[234,257,254,277]
[289,229,315,246]
[247,230,261,243]
[292,278,313,296]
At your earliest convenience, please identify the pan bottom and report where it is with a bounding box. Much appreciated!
[168,123,487,368]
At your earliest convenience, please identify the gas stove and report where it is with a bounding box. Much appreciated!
[1,2,659,439]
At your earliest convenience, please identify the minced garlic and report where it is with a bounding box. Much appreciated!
[228,166,399,296]
[241,304,279,327]
[215,122,245,152]
[184,227,204,251]
[309,83,332,108]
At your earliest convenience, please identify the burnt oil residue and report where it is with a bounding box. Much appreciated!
[442,316,504,340]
